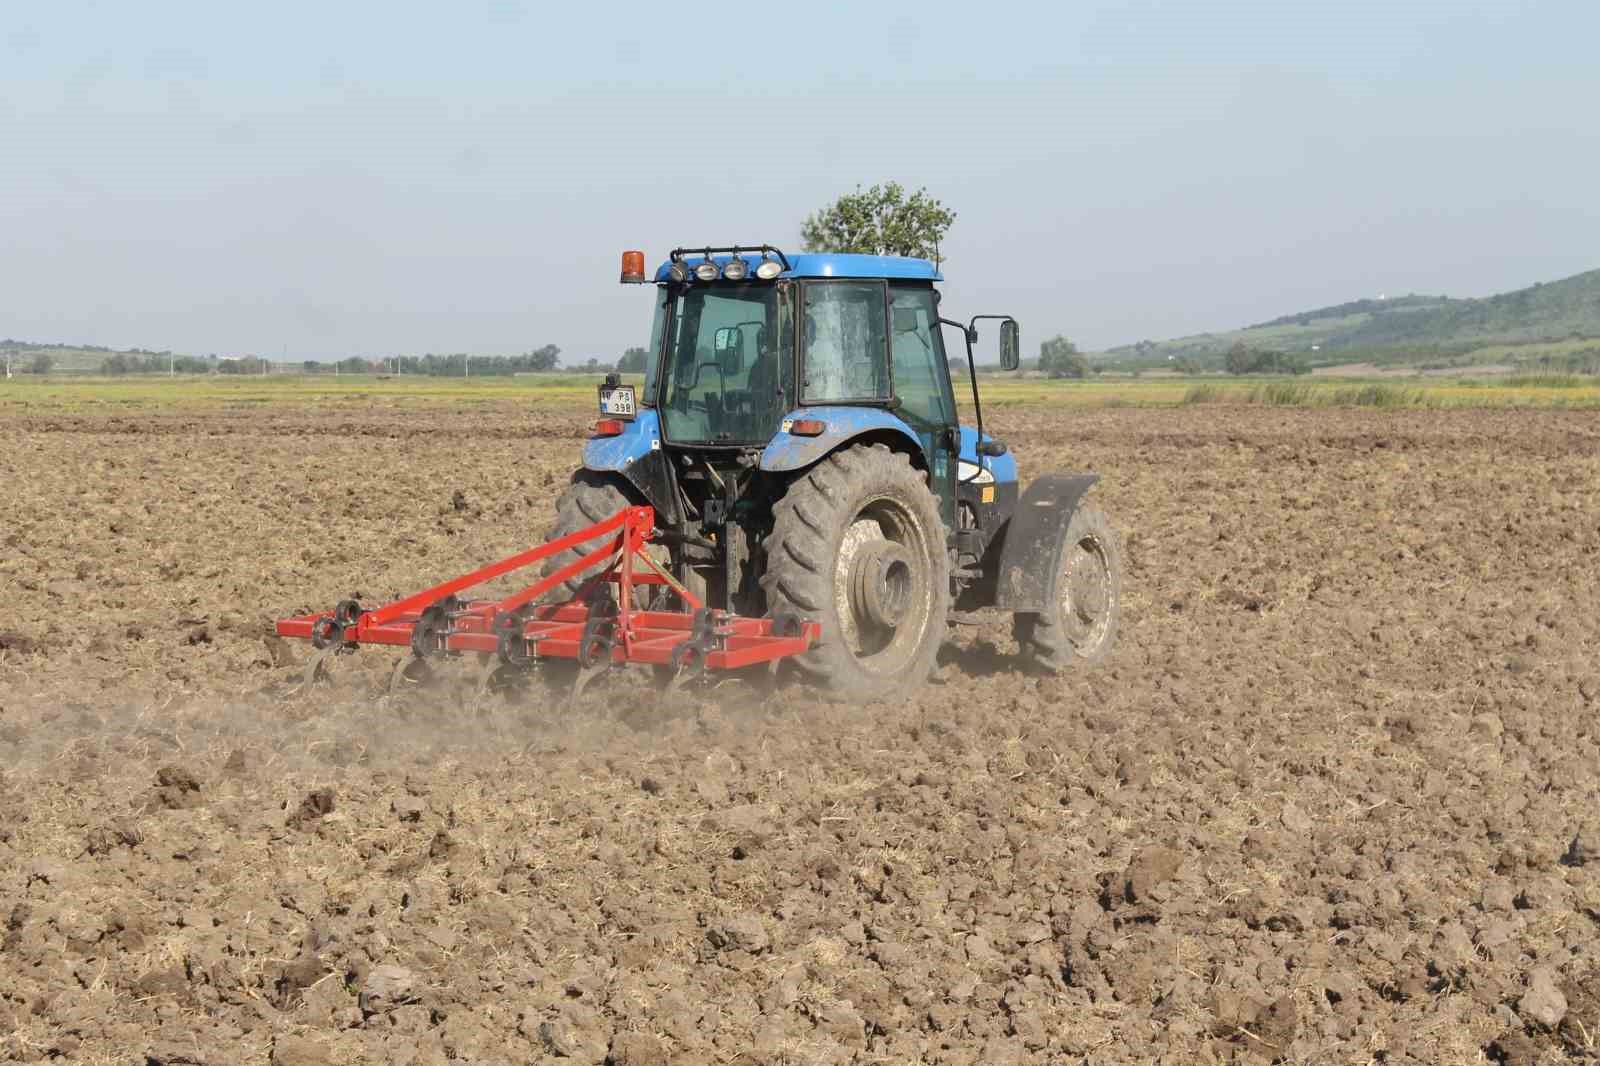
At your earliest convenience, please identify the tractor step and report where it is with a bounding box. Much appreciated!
[275,505,818,693]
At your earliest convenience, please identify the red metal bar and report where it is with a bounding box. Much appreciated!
[358,506,641,629]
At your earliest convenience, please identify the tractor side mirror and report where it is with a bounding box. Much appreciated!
[999,319,1020,371]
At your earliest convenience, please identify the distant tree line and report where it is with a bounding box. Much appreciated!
[347,346,566,376]
[12,339,665,378]
[101,352,213,374]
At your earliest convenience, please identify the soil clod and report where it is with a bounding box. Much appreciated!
[287,787,336,829]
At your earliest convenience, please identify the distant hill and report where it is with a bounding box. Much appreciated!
[1103,267,1600,371]
[0,338,182,374]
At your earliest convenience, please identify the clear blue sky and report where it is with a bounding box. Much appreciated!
[5,0,1598,360]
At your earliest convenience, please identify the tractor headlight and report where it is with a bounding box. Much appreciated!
[755,257,783,280]
[694,259,720,282]
[957,460,996,485]
[722,256,748,281]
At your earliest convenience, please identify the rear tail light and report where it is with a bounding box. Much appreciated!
[593,419,625,437]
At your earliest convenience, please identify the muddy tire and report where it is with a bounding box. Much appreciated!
[1012,502,1121,670]
[542,472,635,601]
[762,443,949,699]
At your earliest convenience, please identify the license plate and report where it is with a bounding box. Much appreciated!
[598,384,637,419]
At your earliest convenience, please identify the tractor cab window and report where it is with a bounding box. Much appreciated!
[889,285,955,428]
[660,284,793,444]
[801,281,888,404]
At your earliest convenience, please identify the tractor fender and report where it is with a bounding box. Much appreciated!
[991,473,1101,612]
[758,406,924,473]
[580,409,681,525]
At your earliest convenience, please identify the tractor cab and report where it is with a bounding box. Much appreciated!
[603,245,1021,539]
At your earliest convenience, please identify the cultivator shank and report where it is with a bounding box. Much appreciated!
[276,505,817,697]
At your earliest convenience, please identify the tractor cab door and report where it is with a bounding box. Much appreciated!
[889,284,959,530]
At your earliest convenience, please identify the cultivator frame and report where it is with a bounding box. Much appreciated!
[275,505,818,698]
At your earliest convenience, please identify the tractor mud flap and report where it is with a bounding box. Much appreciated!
[991,473,1099,612]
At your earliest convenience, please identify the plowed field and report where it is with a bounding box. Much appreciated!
[2,402,1597,1065]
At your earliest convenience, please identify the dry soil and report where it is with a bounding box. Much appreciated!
[1,402,1597,1064]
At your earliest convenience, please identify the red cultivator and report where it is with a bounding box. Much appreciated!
[275,505,819,700]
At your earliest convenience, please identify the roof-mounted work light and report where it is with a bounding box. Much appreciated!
[722,252,748,281]
[693,256,720,282]
[668,261,690,283]
[754,251,783,280]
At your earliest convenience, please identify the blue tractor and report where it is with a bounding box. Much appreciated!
[544,244,1122,698]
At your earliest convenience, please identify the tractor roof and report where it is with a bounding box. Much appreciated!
[653,252,942,283]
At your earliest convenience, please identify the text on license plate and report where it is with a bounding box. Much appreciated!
[598,385,636,418]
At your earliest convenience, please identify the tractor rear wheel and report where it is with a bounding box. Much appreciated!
[1012,502,1121,670]
[762,443,948,700]
[542,472,634,601]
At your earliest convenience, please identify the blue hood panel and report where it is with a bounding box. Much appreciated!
[759,407,923,473]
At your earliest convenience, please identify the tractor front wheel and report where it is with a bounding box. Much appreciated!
[1012,502,1121,670]
[762,444,948,700]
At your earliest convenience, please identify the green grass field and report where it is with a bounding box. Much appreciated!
[5,371,1599,412]
[0,373,625,411]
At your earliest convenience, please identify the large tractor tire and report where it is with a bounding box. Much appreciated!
[1012,502,1121,671]
[541,472,635,601]
[762,443,949,700]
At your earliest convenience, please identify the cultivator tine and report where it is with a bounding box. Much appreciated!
[300,646,337,690]
[663,661,700,698]
[471,656,501,702]
[470,656,533,710]
[570,663,609,702]
[388,655,434,695]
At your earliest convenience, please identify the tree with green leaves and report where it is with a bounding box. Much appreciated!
[29,352,54,375]
[617,346,648,374]
[1225,340,1253,375]
[1037,335,1089,379]
[526,344,561,372]
[800,183,956,264]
